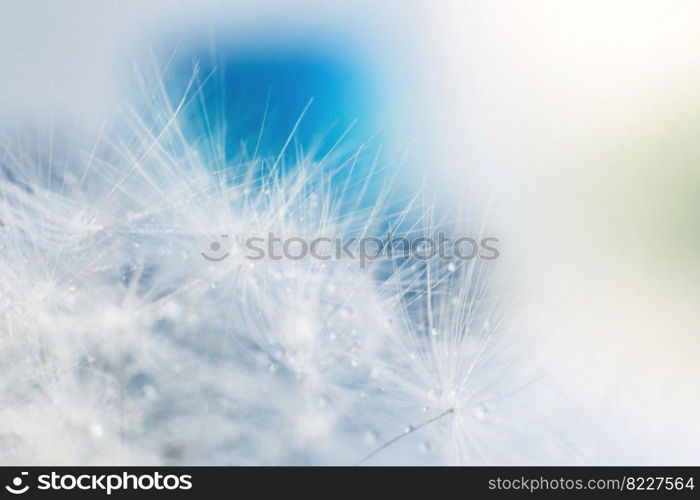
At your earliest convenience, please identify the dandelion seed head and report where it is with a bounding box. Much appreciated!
[0,57,571,466]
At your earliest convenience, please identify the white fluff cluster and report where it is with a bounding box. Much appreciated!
[0,65,565,465]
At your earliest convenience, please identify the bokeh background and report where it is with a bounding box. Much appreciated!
[1,0,698,462]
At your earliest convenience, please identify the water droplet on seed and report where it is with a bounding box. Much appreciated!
[364,430,380,445]
[419,440,432,454]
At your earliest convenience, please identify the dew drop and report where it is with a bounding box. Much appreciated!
[88,423,104,439]
[474,404,488,421]
[364,430,380,445]
[419,440,432,454]
[144,385,158,401]
[427,386,443,400]
[316,395,329,410]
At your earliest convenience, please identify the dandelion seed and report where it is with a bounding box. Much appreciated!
[0,56,552,467]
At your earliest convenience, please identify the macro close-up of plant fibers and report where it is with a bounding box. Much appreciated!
[0,0,699,472]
